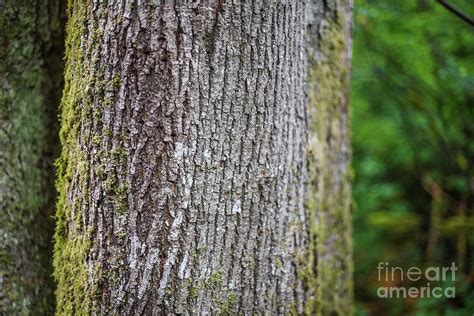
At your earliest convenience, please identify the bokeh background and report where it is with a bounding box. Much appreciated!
[351,0,474,315]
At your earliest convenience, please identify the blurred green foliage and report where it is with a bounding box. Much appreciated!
[352,0,474,314]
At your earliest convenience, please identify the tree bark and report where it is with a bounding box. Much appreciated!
[0,0,64,314]
[306,1,353,314]
[54,0,352,314]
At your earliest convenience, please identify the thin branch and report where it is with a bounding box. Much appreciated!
[437,0,474,27]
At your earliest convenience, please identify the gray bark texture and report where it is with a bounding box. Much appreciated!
[0,0,64,314]
[54,0,352,315]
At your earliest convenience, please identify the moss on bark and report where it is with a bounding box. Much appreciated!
[53,1,99,314]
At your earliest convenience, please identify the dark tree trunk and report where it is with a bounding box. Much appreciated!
[54,0,352,314]
[0,0,64,314]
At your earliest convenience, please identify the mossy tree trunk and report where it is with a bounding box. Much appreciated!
[0,0,65,314]
[54,0,352,314]
[306,1,353,314]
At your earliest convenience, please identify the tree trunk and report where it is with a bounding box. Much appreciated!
[0,0,64,314]
[54,0,352,314]
[306,1,353,314]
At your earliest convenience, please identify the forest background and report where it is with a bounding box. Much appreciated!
[352,0,474,315]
